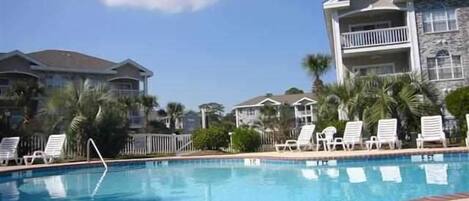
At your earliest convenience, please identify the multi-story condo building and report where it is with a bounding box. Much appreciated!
[323,0,468,95]
[0,49,153,129]
[234,93,317,128]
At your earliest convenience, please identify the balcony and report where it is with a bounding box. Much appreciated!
[341,26,409,49]
[112,89,143,97]
[297,110,312,116]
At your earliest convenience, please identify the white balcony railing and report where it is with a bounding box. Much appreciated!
[341,26,409,49]
[112,89,143,97]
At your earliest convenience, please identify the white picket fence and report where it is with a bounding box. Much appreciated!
[14,133,196,157]
[121,134,196,155]
[18,135,84,158]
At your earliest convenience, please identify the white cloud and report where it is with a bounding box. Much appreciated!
[100,0,219,13]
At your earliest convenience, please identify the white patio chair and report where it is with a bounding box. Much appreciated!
[329,121,363,151]
[24,134,66,165]
[0,137,22,166]
[376,119,398,149]
[275,125,315,152]
[416,115,447,149]
[316,126,336,151]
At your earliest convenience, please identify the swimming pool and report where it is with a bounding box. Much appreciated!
[1,153,469,201]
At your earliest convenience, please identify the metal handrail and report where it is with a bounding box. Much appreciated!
[87,138,108,170]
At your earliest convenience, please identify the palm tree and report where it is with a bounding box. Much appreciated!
[362,74,440,138]
[44,79,116,150]
[140,95,158,131]
[166,102,185,132]
[318,74,440,139]
[302,53,332,93]
[7,80,44,126]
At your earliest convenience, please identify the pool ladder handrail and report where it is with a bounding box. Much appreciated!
[87,138,108,170]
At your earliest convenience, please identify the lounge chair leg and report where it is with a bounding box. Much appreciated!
[15,158,23,165]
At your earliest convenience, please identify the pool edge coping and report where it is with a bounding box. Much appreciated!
[0,147,468,174]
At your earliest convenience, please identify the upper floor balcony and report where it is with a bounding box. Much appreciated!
[112,89,143,98]
[341,26,409,49]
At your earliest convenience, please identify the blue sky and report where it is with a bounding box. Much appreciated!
[0,0,334,111]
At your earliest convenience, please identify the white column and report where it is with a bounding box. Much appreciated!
[332,11,345,84]
[294,106,299,127]
[143,75,148,95]
[235,109,239,128]
[201,108,207,129]
[407,1,421,74]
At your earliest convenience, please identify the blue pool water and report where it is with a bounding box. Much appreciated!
[1,153,469,201]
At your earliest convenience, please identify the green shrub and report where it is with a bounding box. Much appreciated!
[232,128,261,152]
[445,86,469,137]
[192,127,230,150]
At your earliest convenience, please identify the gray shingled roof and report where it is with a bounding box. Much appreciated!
[235,93,317,107]
[28,50,116,71]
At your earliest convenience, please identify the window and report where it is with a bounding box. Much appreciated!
[427,50,463,80]
[352,63,395,76]
[246,109,256,116]
[349,21,391,32]
[0,79,9,86]
[423,9,457,33]
[45,74,67,88]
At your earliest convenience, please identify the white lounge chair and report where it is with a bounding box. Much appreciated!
[0,137,22,166]
[329,121,363,151]
[275,125,315,152]
[376,119,399,149]
[23,134,66,165]
[316,126,336,151]
[416,115,447,149]
[466,114,468,147]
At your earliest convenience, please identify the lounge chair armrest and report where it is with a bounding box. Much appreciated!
[285,140,298,144]
[333,137,343,143]
[417,133,422,139]
[32,151,47,156]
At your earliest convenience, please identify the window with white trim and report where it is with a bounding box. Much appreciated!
[423,8,457,33]
[352,63,395,76]
[427,50,463,80]
[246,109,256,116]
